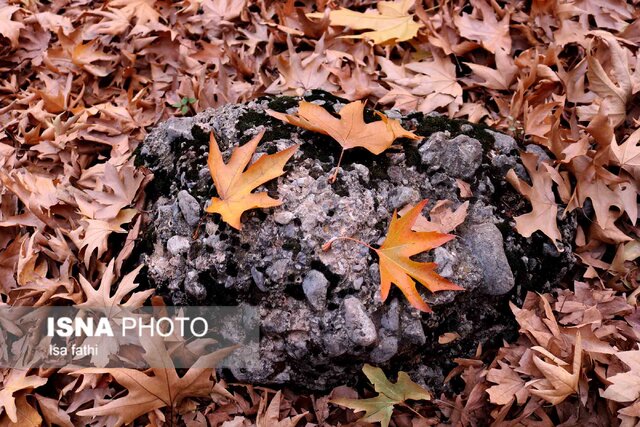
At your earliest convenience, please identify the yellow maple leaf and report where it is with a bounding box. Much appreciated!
[205,130,298,230]
[307,0,422,45]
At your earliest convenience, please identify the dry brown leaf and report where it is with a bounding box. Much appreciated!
[379,54,463,115]
[455,179,473,198]
[0,394,42,427]
[438,332,461,344]
[0,370,48,423]
[77,260,152,309]
[506,153,563,249]
[256,391,307,427]
[486,361,529,405]
[76,338,236,427]
[529,333,582,405]
[0,6,24,48]
[566,155,625,228]
[72,208,137,267]
[586,31,633,127]
[465,48,518,90]
[602,351,640,402]
[34,395,73,427]
[83,163,144,220]
[454,0,511,53]
[611,127,640,172]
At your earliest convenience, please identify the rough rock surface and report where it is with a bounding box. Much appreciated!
[137,91,577,391]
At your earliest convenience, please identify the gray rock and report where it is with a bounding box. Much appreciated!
[381,298,400,332]
[273,211,295,225]
[388,186,419,211]
[485,129,517,154]
[402,312,426,346]
[185,271,207,301]
[419,133,483,180]
[525,144,551,163]
[139,91,577,390]
[460,124,474,133]
[302,270,328,310]
[164,117,194,141]
[167,235,190,256]
[371,336,398,363]
[460,223,515,295]
[251,267,267,292]
[343,297,377,347]
[433,247,456,278]
[177,190,201,227]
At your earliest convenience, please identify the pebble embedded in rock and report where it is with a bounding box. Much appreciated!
[185,272,207,301]
[273,211,295,225]
[419,133,483,180]
[343,297,377,347]
[167,235,191,256]
[302,270,328,310]
[388,186,420,211]
[485,129,517,154]
[460,222,515,295]
[371,336,398,363]
[177,190,201,227]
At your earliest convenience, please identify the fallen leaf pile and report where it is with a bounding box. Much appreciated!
[0,0,638,424]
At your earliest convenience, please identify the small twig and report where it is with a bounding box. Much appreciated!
[322,235,374,252]
[192,215,207,239]
[328,149,345,184]
[400,402,426,418]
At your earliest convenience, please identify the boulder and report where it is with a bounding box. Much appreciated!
[137,91,577,390]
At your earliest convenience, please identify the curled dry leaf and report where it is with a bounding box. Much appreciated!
[0,369,48,423]
[602,351,640,403]
[402,200,469,234]
[256,390,308,427]
[268,100,419,181]
[438,332,461,344]
[529,333,582,405]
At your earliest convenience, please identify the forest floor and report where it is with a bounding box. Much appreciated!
[0,0,639,425]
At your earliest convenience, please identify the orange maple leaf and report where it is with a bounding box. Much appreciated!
[205,130,298,230]
[324,200,463,312]
[267,100,419,181]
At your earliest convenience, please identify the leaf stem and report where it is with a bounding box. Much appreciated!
[323,235,375,252]
[328,149,345,184]
[399,401,425,418]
